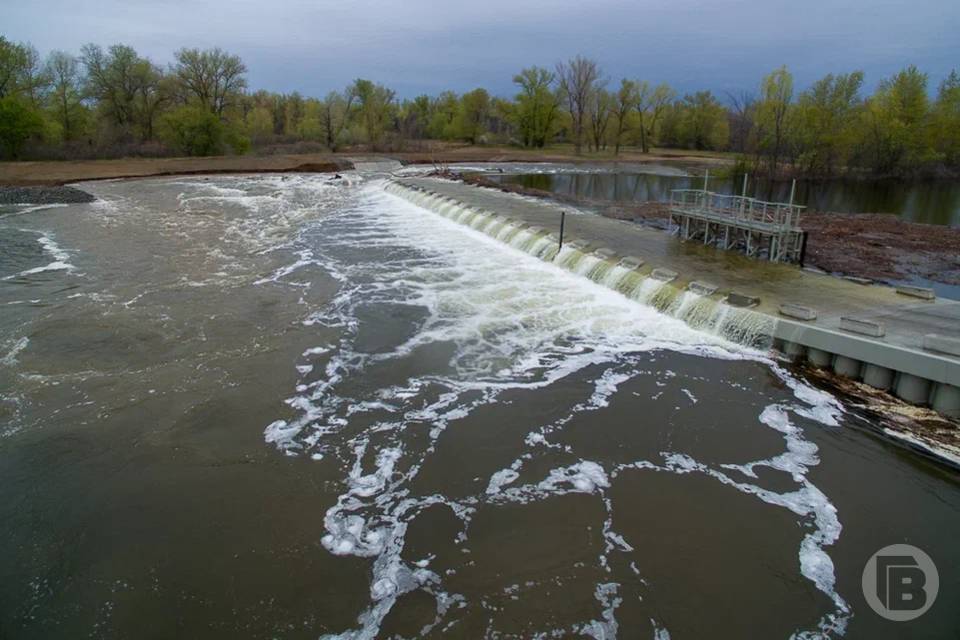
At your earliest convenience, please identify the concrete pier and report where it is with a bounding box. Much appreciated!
[388,177,960,417]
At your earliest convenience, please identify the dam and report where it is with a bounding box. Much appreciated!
[387,176,960,419]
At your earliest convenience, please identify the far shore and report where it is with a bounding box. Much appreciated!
[0,146,728,187]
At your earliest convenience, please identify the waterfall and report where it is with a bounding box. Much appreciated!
[385,181,776,350]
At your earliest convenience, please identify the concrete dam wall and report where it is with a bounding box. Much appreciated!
[385,177,960,419]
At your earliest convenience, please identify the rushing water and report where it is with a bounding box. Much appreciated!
[1,171,958,639]
[486,171,960,226]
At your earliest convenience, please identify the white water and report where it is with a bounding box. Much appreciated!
[387,181,776,348]
[260,179,849,639]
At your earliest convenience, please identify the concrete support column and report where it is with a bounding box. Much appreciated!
[931,383,960,418]
[862,364,894,391]
[807,348,832,368]
[833,355,862,379]
[895,373,932,405]
[783,341,806,362]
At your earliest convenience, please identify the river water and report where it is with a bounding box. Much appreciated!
[1,169,958,639]
[486,169,960,226]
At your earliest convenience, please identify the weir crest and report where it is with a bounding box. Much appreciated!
[384,180,774,349]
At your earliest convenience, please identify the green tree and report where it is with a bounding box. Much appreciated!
[611,79,638,155]
[677,91,729,150]
[861,65,933,173]
[932,70,960,167]
[0,37,48,101]
[795,71,864,174]
[319,90,354,151]
[0,97,44,158]
[756,66,794,173]
[348,79,396,145]
[634,81,674,153]
[159,105,224,155]
[44,50,87,142]
[512,66,560,148]
[81,43,167,141]
[427,91,459,139]
[588,87,614,151]
[172,47,247,116]
[458,88,490,143]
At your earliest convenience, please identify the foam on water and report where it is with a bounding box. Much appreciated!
[259,179,851,638]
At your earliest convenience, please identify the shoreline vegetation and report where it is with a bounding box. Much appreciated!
[1,37,958,181]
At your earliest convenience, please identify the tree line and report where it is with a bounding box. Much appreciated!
[1,37,958,177]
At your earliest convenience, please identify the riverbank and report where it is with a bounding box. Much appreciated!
[0,154,353,186]
[0,147,727,187]
[464,173,960,294]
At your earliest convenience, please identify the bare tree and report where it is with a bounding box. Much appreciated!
[725,89,755,154]
[634,81,675,153]
[556,56,603,154]
[45,51,84,140]
[172,47,247,116]
[588,87,614,151]
[611,79,638,155]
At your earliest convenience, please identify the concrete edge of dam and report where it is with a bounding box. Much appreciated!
[384,178,960,421]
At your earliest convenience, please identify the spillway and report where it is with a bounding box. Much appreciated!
[385,177,960,419]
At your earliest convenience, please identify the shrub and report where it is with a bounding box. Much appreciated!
[159,106,225,156]
[0,97,45,159]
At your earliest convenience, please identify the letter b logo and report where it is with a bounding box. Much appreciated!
[863,545,938,621]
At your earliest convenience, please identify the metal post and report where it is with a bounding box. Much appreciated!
[799,230,809,267]
[558,211,566,252]
[703,170,709,194]
[788,178,797,206]
[741,173,748,197]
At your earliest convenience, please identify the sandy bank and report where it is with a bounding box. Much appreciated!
[0,154,353,186]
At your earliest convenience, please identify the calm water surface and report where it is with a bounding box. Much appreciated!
[1,171,958,638]
[487,171,960,226]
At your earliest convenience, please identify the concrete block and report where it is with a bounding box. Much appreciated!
[833,355,862,379]
[593,247,617,260]
[779,303,817,321]
[863,364,894,391]
[840,316,885,338]
[923,334,960,358]
[651,268,678,282]
[727,291,759,308]
[931,383,960,418]
[568,239,592,251]
[843,276,873,285]
[618,256,645,270]
[896,285,935,300]
[526,226,545,236]
[896,373,931,405]
[689,281,718,296]
[807,348,833,367]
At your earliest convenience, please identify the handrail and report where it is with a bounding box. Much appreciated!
[669,189,804,230]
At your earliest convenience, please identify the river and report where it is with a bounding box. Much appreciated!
[485,168,960,226]
[1,168,957,638]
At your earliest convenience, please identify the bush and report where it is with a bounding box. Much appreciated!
[159,106,225,156]
[0,98,45,159]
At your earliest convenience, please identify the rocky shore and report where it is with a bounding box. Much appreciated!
[0,185,95,205]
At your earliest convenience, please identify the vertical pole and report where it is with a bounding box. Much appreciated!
[788,178,796,206]
[558,211,566,252]
[742,173,748,197]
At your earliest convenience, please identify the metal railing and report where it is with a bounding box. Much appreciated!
[669,189,804,230]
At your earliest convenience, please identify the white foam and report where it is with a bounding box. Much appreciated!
[254,178,853,638]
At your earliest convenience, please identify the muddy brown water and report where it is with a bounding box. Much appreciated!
[1,170,958,639]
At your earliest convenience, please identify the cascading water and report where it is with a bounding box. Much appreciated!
[386,181,775,350]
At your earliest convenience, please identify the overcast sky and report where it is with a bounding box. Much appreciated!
[4,0,958,99]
